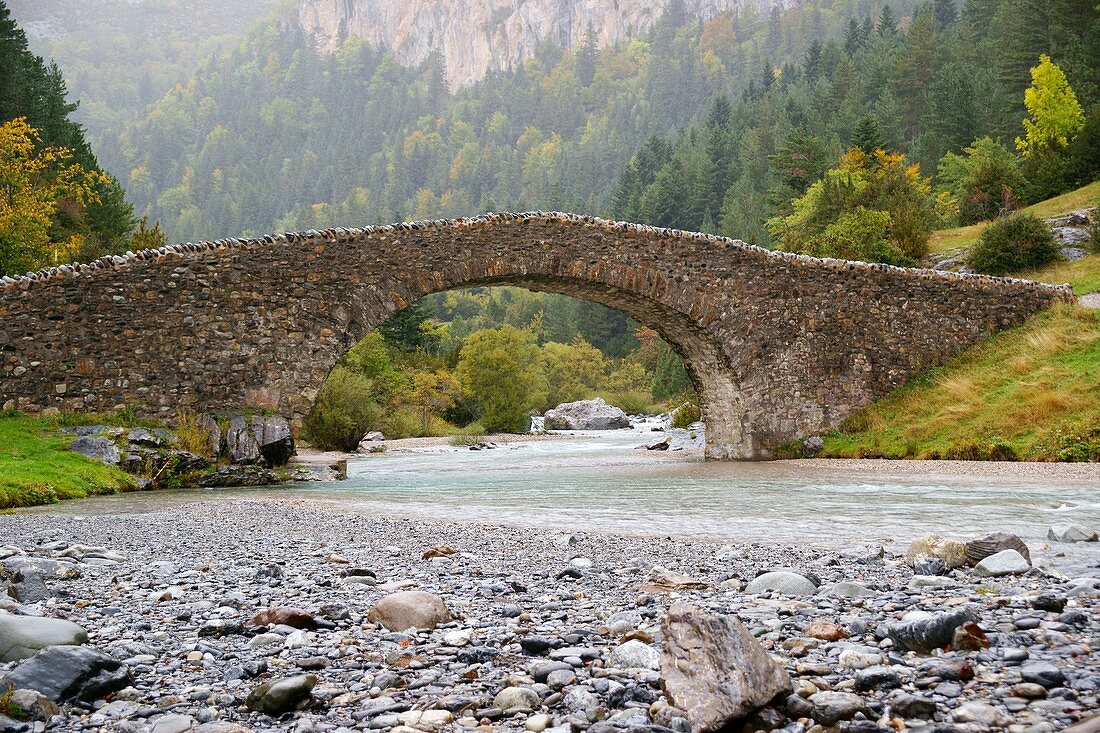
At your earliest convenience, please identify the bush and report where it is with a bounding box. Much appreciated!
[448,421,487,446]
[302,368,384,451]
[670,402,701,428]
[967,213,1058,275]
[174,410,214,458]
[605,390,657,416]
[804,206,913,266]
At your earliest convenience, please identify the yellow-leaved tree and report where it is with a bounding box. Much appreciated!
[0,117,105,276]
[1015,55,1085,158]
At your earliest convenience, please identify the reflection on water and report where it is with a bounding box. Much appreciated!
[28,427,1100,558]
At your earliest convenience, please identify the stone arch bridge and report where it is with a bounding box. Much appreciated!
[0,213,1071,460]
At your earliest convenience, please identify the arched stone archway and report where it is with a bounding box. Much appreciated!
[0,212,1071,460]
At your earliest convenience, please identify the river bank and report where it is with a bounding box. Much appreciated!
[0,498,1097,732]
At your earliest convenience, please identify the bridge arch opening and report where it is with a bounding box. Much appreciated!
[298,278,749,460]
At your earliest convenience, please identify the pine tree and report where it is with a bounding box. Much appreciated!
[576,21,598,87]
[877,4,898,36]
[844,19,864,57]
[804,39,824,82]
[934,0,959,28]
[852,114,887,153]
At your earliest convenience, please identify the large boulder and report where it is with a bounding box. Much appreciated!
[661,602,791,733]
[0,615,88,663]
[966,532,1031,566]
[973,549,1030,577]
[745,571,817,596]
[1048,523,1098,543]
[905,534,968,569]
[198,465,280,488]
[69,436,121,466]
[544,398,630,430]
[225,415,294,467]
[0,646,130,704]
[367,591,451,631]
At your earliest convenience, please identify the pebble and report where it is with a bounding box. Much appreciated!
[0,502,1095,733]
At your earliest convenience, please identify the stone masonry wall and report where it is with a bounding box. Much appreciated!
[0,212,1073,459]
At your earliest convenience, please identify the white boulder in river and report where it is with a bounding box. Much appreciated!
[544,398,630,430]
[367,590,451,631]
[0,614,88,662]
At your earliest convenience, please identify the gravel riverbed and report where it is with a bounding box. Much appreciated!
[0,499,1097,733]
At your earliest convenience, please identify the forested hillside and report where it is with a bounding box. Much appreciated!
[0,3,154,276]
[113,0,921,242]
[8,0,282,178]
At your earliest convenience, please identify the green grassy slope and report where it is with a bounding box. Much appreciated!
[929,181,1099,255]
[0,413,137,509]
[822,304,1100,461]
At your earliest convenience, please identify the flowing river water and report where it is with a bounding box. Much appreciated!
[27,422,1100,573]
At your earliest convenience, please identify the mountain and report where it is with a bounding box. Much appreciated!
[298,0,787,87]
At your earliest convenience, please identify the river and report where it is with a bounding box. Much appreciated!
[28,423,1100,572]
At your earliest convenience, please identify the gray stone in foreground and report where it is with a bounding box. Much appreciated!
[966,532,1031,566]
[245,673,317,715]
[745,571,817,596]
[809,691,866,726]
[888,607,978,653]
[661,601,791,733]
[367,590,451,631]
[816,581,876,598]
[544,399,630,430]
[1048,523,1098,543]
[0,615,88,662]
[973,549,1030,577]
[0,645,130,704]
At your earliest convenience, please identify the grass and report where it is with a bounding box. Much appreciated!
[1022,253,1100,296]
[928,180,1100,255]
[822,303,1100,461]
[0,411,138,509]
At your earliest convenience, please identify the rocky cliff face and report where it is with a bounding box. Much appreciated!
[298,0,782,87]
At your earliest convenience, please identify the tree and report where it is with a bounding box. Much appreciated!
[844,19,865,57]
[0,118,104,276]
[769,126,829,199]
[934,0,959,28]
[406,370,461,435]
[877,4,898,35]
[576,22,598,87]
[540,337,606,409]
[1015,55,1086,158]
[380,301,441,353]
[768,149,937,262]
[455,326,546,432]
[852,114,887,154]
[938,137,1025,224]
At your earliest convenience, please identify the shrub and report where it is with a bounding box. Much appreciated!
[174,410,214,458]
[605,390,657,416]
[448,421,486,446]
[967,213,1058,275]
[302,368,384,451]
[670,402,701,428]
[804,206,913,266]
